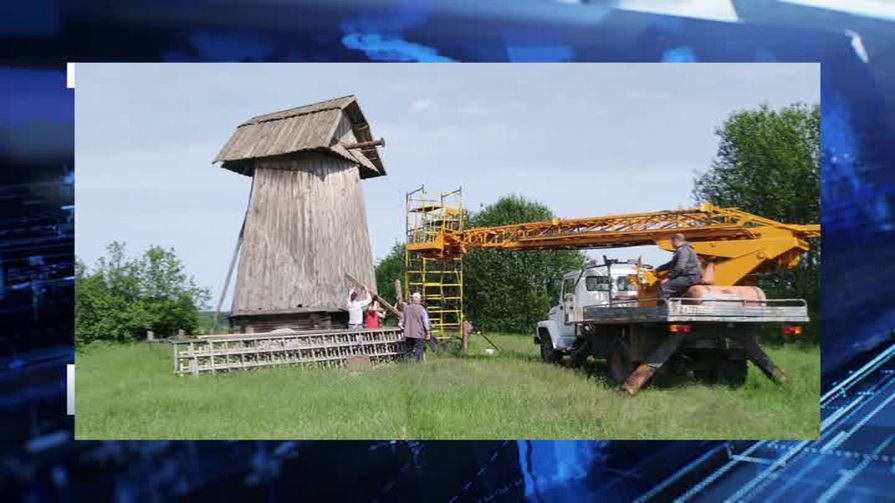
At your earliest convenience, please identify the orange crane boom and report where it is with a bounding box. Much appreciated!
[407,203,820,288]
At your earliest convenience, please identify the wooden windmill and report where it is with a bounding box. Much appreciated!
[213,96,386,332]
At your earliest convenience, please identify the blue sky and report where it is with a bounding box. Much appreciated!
[75,63,818,305]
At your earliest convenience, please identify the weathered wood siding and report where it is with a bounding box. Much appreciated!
[231,153,377,317]
[230,311,342,333]
[334,112,356,144]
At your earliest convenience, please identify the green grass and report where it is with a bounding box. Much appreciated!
[75,334,819,440]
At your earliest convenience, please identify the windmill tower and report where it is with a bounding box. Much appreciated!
[214,96,386,332]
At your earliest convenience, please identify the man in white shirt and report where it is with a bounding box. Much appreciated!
[346,288,372,330]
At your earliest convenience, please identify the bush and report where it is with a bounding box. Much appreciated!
[75,242,210,345]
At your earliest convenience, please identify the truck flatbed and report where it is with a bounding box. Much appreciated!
[578,298,809,324]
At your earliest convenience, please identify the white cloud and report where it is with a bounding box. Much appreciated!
[458,103,491,116]
[623,88,673,100]
[75,140,231,191]
[409,98,435,112]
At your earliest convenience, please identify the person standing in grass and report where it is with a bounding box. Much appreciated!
[462,320,476,337]
[401,292,429,362]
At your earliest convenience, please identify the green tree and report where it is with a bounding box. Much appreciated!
[465,195,585,333]
[75,242,210,345]
[374,242,405,304]
[693,103,819,224]
[693,103,820,341]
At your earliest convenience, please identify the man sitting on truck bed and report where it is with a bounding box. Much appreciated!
[656,233,702,300]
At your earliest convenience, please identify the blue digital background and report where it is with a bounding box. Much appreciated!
[1,2,894,500]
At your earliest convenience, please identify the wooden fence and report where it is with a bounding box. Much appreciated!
[172,327,405,376]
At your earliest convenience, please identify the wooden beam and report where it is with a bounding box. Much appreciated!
[342,138,385,150]
[213,213,246,333]
[344,272,403,319]
[395,279,404,304]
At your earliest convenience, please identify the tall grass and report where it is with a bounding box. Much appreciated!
[75,335,819,440]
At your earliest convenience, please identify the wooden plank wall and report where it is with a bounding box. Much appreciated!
[230,311,339,333]
[334,112,356,144]
[231,152,377,317]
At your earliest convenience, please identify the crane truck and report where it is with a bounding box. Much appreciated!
[407,203,820,390]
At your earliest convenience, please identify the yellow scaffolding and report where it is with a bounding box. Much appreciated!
[405,186,464,339]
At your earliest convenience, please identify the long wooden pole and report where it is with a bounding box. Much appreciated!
[394,279,404,304]
[478,331,500,351]
[212,217,245,334]
[213,182,254,334]
[343,272,403,319]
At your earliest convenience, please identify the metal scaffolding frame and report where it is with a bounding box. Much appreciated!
[405,186,464,339]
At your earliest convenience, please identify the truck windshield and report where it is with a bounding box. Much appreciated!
[584,274,637,292]
[585,276,610,292]
[616,275,637,292]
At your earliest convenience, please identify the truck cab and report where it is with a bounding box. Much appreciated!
[536,260,643,355]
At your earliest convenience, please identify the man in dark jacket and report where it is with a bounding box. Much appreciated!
[656,233,702,300]
[620,233,703,395]
[400,292,430,362]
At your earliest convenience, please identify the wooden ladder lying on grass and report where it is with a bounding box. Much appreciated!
[172,327,406,376]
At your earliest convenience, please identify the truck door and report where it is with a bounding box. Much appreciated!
[562,277,577,324]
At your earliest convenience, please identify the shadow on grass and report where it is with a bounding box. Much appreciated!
[555,356,714,391]
[453,352,541,364]
[407,334,787,393]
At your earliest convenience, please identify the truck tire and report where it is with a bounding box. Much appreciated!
[609,343,637,385]
[540,332,560,364]
[714,359,747,387]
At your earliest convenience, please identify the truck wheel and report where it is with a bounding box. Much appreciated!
[714,359,747,387]
[540,335,560,364]
[609,344,637,385]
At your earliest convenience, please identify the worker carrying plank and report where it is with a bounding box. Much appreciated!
[347,288,372,330]
[364,301,386,328]
[656,233,702,300]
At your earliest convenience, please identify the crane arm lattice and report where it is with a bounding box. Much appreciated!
[408,203,816,256]
[407,203,820,287]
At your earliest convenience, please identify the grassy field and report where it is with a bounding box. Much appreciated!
[76,334,819,440]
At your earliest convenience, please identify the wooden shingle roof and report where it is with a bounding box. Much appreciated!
[213,95,385,178]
